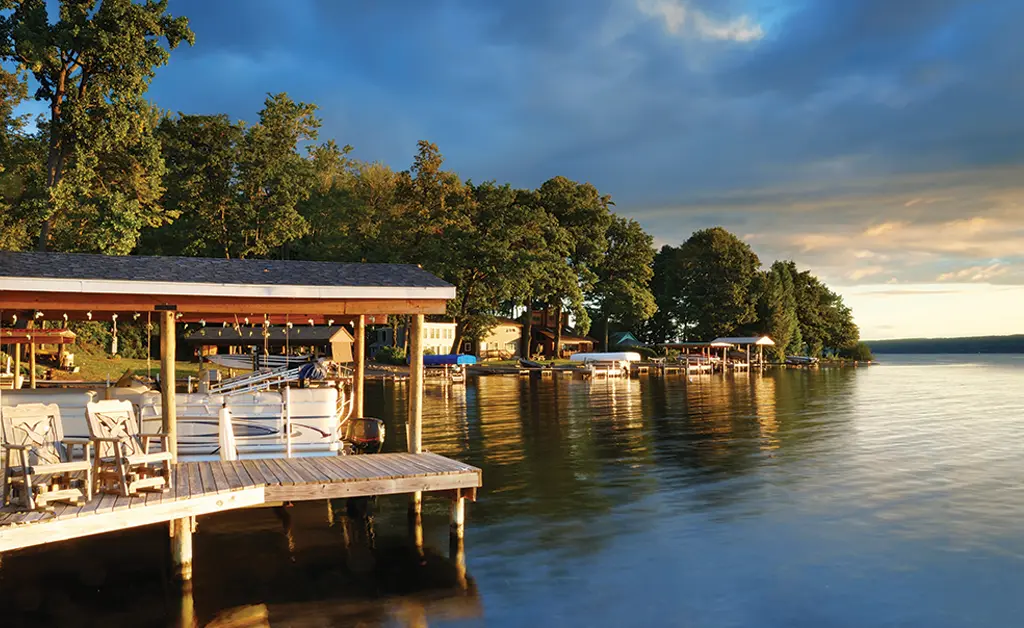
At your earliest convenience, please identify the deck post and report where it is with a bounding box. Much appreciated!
[12,342,20,389]
[28,342,35,389]
[408,313,424,517]
[353,315,365,417]
[171,517,193,581]
[160,311,178,459]
[450,495,465,540]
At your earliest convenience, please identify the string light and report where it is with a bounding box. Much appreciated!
[199,319,206,327]
[133,312,141,321]
[86,311,92,320]
[327,319,334,326]
[34,311,43,319]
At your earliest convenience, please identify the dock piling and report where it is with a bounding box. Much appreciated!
[171,517,193,581]
[408,313,424,518]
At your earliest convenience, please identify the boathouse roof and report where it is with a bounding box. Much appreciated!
[712,336,775,346]
[0,251,454,322]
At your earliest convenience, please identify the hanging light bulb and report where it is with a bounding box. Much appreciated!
[327,319,334,326]
[10,314,15,324]
[86,311,92,320]
[199,319,206,327]
[34,310,44,319]
[133,312,141,321]
[286,321,293,329]
[176,312,183,319]
[308,318,314,326]
[244,317,250,325]
[62,313,68,324]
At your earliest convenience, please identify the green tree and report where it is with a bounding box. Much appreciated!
[1,0,194,251]
[536,176,613,352]
[590,216,657,350]
[234,93,319,258]
[145,113,244,257]
[674,227,761,340]
[756,261,801,361]
[0,65,40,250]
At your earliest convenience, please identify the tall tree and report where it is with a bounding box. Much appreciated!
[0,0,194,251]
[536,176,612,353]
[145,113,244,257]
[233,93,319,259]
[674,227,761,340]
[756,261,800,361]
[0,65,40,250]
[590,216,657,350]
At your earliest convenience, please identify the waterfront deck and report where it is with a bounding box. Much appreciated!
[0,452,481,553]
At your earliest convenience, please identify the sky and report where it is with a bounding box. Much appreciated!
[25,0,1024,339]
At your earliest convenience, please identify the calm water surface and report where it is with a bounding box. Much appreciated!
[3,355,1024,627]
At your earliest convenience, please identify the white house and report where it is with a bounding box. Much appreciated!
[370,321,459,356]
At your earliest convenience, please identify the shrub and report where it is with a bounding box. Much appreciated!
[375,346,407,365]
[839,342,874,362]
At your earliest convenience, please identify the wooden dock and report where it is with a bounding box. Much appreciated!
[0,452,481,554]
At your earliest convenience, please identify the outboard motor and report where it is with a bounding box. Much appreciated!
[342,417,386,454]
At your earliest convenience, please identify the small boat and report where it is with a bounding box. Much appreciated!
[785,355,819,366]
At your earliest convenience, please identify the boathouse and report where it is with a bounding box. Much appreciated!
[0,251,481,579]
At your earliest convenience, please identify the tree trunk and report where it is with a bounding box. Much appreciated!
[553,303,563,359]
[521,297,533,359]
[450,324,463,356]
[603,316,610,352]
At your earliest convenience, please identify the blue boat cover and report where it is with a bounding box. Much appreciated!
[422,354,477,365]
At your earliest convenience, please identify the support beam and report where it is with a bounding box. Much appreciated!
[12,343,20,389]
[160,311,177,460]
[353,315,365,418]
[28,343,35,389]
[408,313,424,517]
[171,517,193,581]
[450,496,466,540]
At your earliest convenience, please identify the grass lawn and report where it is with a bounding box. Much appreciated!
[28,346,205,383]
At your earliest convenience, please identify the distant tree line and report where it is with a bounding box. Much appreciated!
[0,1,864,360]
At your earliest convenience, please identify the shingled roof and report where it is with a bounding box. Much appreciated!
[0,251,452,289]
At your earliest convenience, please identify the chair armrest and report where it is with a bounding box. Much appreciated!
[90,436,125,443]
[62,437,91,445]
[3,443,31,450]
[138,433,169,440]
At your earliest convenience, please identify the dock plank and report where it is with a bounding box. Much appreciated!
[173,463,190,501]
[209,462,232,494]
[186,463,204,497]
[198,463,218,494]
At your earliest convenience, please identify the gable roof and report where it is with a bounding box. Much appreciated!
[181,324,353,346]
[712,336,775,346]
[0,251,454,300]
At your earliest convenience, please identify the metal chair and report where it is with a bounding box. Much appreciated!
[1,403,92,510]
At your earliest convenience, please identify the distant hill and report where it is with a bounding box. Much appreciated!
[867,335,1024,354]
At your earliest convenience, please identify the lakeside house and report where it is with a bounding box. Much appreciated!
[465,317,523,360]
[370,320,458,356]
[181,325,355,362]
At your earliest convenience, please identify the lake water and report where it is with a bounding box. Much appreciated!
[3,355,1024,627]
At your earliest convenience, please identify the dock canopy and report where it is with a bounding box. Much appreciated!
[711,336,775,347]
[0,251,454,322]
[661,341,734,349]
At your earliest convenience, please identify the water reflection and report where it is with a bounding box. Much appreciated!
[6,360,1024,626]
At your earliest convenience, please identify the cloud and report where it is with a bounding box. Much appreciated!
[635,0,764,42]
[937,263,1010,283]
[631,165,1024,287]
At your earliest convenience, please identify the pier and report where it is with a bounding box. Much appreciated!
[0,453,480,554]
[0,251,480,581]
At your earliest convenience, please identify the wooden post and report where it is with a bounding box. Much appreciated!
[284,384,293,458]
[353,315,365,418]
[171,517,193,581]
[162,311,190,581]
[408,313,424,517]
[160,311,177,459]
[450,496,465,540]
[12,341,20,389]
[28,342,35,389]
